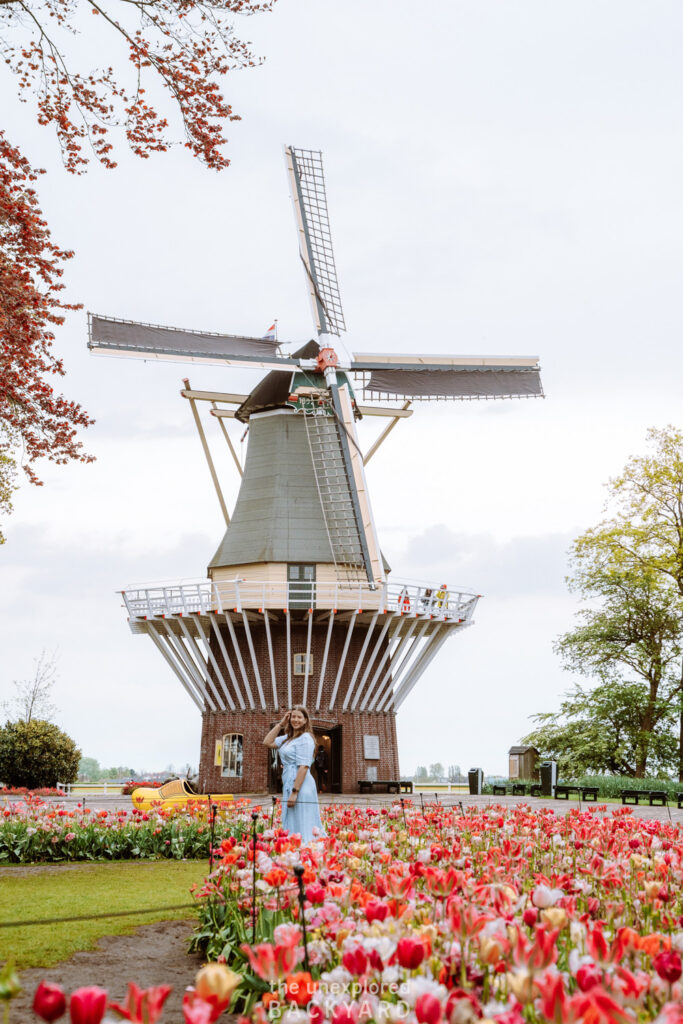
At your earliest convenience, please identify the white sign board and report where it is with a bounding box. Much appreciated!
[363,734,380,760]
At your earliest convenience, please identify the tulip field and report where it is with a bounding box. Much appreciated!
[189,801,683,1024]
[8,798,683,1023]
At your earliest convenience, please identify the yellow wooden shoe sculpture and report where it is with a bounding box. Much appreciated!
[131,777,235,811]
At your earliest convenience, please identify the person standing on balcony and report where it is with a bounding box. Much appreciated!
[263,706,325,842]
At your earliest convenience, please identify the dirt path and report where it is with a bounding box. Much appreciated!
[11,919,205,1022]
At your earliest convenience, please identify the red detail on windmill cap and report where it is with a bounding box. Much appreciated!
[316,347,339,371]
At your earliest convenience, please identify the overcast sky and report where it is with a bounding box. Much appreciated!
[3,1,683,777]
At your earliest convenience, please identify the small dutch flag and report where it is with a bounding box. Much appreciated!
[262,323,277,341]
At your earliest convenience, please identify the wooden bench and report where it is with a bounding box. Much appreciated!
[621,789,669,806]
[554,784,599,801]
[529,784,543,797]
[511,783,527,795]
[358,779,413,795]
[492,784,507,796]
[554,784,581,800]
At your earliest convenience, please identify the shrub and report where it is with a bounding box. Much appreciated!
[0,719,80,789]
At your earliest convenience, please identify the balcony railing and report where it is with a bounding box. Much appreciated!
[121,578,478,624]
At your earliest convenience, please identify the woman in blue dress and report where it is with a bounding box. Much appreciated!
[263,706,324,842]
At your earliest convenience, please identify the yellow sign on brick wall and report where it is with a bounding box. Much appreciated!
[214,740,223,766]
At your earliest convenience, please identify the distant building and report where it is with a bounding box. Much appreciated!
[508,745,539,781]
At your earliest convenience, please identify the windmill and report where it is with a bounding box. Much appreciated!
[88,146,542,794]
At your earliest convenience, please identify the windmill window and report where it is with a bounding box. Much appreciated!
[221,733,243,778]
[293,653,313,676]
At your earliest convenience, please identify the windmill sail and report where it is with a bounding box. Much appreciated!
[350,353,543,401]
[88,314,286,370]
[285,146,346,337]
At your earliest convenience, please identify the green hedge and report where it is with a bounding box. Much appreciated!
[484,775,683,799]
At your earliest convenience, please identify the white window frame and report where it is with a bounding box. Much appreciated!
[293,652,313,676]
[221,733,243,778]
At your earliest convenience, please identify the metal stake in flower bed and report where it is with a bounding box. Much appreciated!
[420,792,425,814]
[271,796,277,829]
[400,797,407,829]
[209,802,218,873]
[293,863,310,972]
[251,811,259,943]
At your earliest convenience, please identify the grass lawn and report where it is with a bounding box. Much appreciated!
[0,860,207,969]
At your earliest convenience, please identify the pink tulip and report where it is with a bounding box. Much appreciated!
[576,964,603,992]
[69,987,108,1024]
[306,883,326,904]
[108,982,173,1023]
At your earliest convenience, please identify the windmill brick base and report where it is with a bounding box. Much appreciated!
[198,708,399,794]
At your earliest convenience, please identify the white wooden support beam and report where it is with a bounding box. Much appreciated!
[374,620,431,711]
[211,403,243,477]
[390,626,452,710]
[350,615,396,711]
[209,616,245,710]
[182,378,230,526]
[361,619,418,711]
[177,618,226,710]
[242,611,266,709]
[363,401,412,466]
[263,611,278,710]
[147,624,204,711]
[223,614,255,710]
[342,613,379,710]
[160,621,217,712]
[328,612,357,710]
[356,404,413,418]
[315,611,335,711]
[302,610,313,707]
[192,614,235,710]
[181,387,249,405]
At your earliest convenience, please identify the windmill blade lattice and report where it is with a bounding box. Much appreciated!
[350,353,543,402]
[286,146,346,337]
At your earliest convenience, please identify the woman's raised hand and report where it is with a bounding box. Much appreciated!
[280,711,291,728]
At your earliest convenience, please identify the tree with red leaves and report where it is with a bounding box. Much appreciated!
[0,0,274,539]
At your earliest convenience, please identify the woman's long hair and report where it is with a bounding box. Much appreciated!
[283,705,315,743]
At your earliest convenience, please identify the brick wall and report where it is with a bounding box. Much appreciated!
[197,613,400,793]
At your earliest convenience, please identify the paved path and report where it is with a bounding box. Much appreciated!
[11,792,683,824]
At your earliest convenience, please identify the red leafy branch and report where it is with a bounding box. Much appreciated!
[1,0,275,172]
[0,131,93,484]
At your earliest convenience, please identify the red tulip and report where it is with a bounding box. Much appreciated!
[396,936,425,969]
[32,981,67,1022]
[653,951,683,984]
[305,883,326,904]
[365,899,389,923]
[522,907,538,928]
[69,987,108,1024]
[331,1004,359,1024]
[109,982,173,1023]
[342,947,368,976]
[576,964,603,992]
[415,992,442,1024]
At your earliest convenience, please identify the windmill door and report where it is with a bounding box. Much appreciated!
[288,565,316,610]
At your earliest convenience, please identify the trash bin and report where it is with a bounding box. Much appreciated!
[540,761,557,797]
[468,768,483,795]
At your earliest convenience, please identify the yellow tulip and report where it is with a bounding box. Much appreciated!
[195,963,241,1003]
[507,970,536,1004]
[540,907,568,930]
[479,936,503,964]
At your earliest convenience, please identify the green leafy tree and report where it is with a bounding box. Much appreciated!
[526,426,683,779]
[0,719,80,788]
[78,756,102,781]
[428,762,444,780]
[414,765,428,781]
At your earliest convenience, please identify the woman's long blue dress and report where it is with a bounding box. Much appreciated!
[275,733,325,842]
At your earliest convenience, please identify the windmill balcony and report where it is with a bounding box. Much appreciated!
[121,578,478,624]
